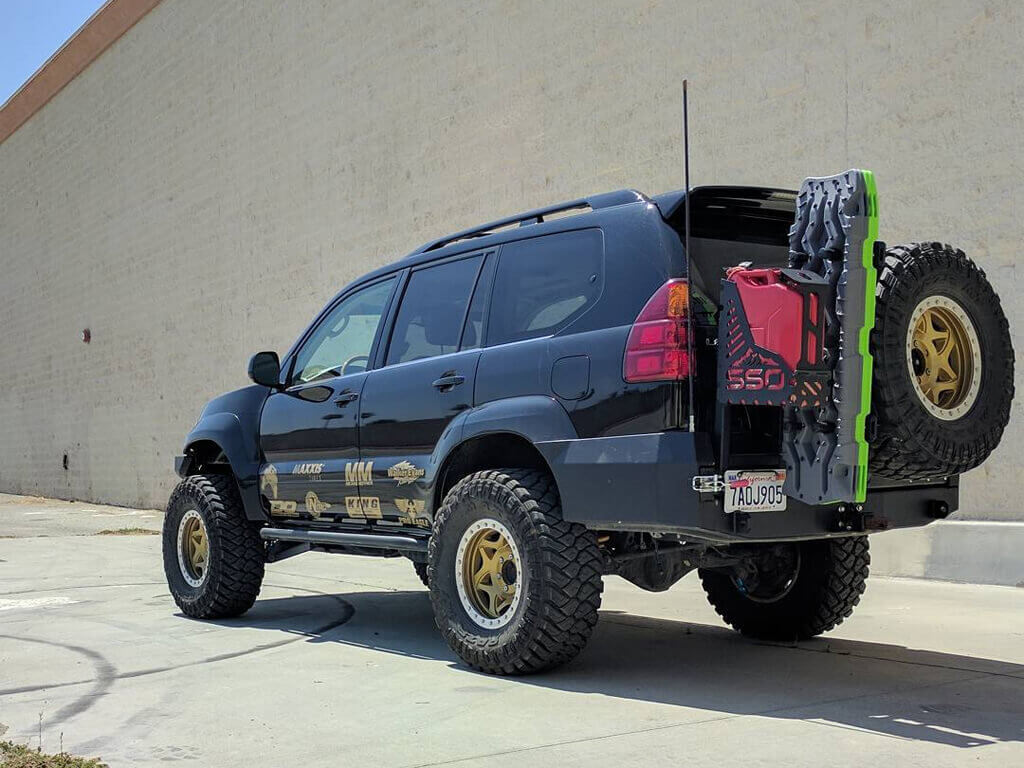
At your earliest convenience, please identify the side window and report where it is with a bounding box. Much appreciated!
[386,256,482,365]
[487,230,604,346]
[291,277,395,385]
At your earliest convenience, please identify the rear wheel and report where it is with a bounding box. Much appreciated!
[428,469,603,675]
[699,537,869,641]
[869,242,1013,480]
[163,474,265,618]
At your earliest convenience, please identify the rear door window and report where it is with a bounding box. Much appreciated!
[385,255,483,365]
[487,230,603,346]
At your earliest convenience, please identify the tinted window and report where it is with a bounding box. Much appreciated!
[460,255,495,350]
[386,256,482,365]
[291,278,394,385]
[487,230,603,345]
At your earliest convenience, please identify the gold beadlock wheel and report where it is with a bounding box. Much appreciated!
[428,469,604,674]
[176,509,209,588]
[906,295,982,421]
[164,474,265,619]
[455,518,523,630]
[869,242,1013,482]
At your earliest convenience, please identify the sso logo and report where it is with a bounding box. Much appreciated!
[726,367,786,391]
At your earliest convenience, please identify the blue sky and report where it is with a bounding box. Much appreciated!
[0,0,106,104]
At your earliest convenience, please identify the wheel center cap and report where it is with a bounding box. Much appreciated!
[911,347,926,376]
[501,559,517,585]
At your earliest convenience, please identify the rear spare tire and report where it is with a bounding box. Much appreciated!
[869,242,1013,480]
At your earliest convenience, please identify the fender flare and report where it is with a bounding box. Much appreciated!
[427,395,578,510]
[435,395,579,460]
[462,395,579,443]
[177,388,269,521]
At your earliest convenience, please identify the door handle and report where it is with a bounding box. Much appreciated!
[431,374,465,391]
[334,392,359,407]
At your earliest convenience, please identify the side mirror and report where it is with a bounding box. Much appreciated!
[248,351,281,389]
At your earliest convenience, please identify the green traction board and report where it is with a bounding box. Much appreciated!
[854,171,878,502]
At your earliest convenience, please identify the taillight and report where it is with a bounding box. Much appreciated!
[623,278,691,382]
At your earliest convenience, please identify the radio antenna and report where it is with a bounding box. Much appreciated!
[683,79,696,432]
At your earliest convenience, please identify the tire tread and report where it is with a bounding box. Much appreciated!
[869,242,1013,480]
[164,473,265,619]
[428,468,603,675]
[700,537,869,640]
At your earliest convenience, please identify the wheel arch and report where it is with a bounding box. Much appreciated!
[179,412,266,521]
[433,431,555,513]
[429,395,579,513]
[178,438,229,474]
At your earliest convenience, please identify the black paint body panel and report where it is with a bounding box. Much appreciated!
[537,430,955,542]
[174,185,958,539]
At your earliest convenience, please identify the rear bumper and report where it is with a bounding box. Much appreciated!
[536,431,957,544]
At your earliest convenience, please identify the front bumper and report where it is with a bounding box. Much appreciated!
[536,431,957,544]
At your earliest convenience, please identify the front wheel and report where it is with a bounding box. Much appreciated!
[163,474,265,618]
[428,469,603,675]
[699,537,869,641]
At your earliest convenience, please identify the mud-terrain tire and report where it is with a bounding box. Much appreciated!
[428,469,603,675]
[163,474,265,619]
[413,560,430,587]
[699,537,869,641]
[869,242,1013,481]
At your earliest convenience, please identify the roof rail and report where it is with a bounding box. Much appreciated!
[410,189,646,256]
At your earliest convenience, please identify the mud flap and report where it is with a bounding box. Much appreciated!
[784,170,878,504]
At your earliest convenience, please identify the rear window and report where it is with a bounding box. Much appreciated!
[487,230,603,346]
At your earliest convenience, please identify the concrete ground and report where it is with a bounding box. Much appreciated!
[0,492,162,537]
[0,495,1021,767]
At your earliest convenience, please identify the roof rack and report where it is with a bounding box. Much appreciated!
[410,189,646,256]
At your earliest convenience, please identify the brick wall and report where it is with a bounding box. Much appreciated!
[1,0,1021,519]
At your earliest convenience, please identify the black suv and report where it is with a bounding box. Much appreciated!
[164,175,1013,674]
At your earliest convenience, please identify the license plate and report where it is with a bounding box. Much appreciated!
[724,469,787,513]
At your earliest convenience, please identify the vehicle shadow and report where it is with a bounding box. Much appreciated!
[227,589,1024,749]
